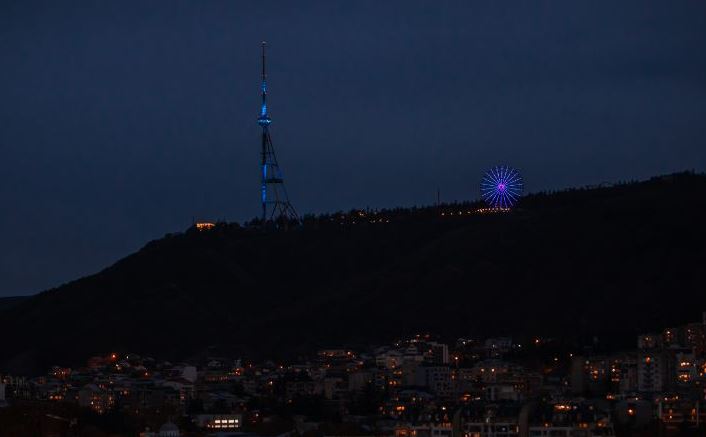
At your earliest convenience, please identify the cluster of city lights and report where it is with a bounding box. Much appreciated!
[195,222,216,231]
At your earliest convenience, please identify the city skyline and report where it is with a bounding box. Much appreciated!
[3,310,706,436]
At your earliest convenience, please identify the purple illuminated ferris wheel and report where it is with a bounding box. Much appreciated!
[481,165,523,209]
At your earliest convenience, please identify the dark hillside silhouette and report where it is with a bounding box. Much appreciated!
[0,297,27,312]
[2,172,705,374]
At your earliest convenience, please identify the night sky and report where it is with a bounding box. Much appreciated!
[1,1,705,296]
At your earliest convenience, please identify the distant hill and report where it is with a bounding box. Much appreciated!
[0,296,28,312]
[2,172,706,374]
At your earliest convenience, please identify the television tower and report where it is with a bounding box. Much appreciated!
[257,41,299,226]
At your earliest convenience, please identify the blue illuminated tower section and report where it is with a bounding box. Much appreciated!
[257,41,298,225]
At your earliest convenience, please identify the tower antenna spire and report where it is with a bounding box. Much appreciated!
[261,41,266,80]
[256,41,299,228]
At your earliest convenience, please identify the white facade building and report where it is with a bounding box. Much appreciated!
[194,414,242,431]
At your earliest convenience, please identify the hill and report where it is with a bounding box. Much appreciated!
[0,296,28,312]
[2,172,706,374]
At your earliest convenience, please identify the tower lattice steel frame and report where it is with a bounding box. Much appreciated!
[257,42,299,226]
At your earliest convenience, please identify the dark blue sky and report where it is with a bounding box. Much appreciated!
[1,1,705,296]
